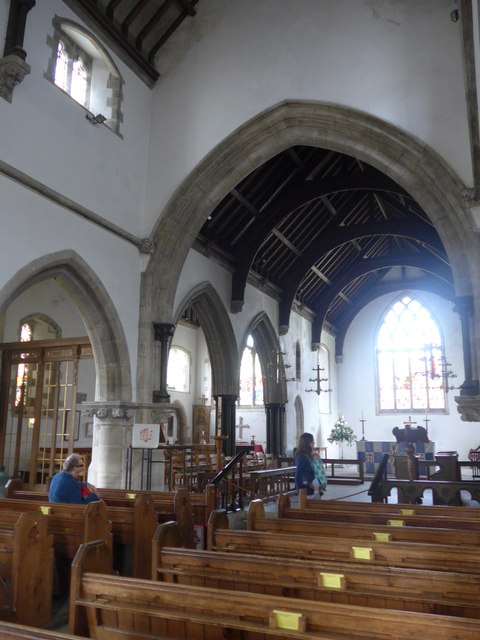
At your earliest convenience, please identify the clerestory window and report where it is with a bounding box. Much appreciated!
[377,295,447,413]
[47,18,124,136]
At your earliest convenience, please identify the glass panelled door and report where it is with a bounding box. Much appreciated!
[0,340,92,489]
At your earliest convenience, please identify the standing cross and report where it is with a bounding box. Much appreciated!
[403,416,417,428]
[198,394,208,406]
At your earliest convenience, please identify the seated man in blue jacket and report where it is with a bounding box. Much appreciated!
[48,453,100,503]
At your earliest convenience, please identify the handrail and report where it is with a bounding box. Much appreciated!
[368,453,390,500]
[211,450,247,486]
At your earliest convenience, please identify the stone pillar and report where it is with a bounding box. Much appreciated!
[152,323,175,403]
[265,403,285,458]
[81,402,134,489]
[0,0,35,103]
[452,295,479,395]
[3,0,36,59]
[215,394,237,457]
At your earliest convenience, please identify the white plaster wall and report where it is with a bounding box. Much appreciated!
[337,290,480,460]
[145,0,470,231]
[0,178,140,397]
[0,0,152,236]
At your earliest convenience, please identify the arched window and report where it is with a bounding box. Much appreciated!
[377,294,447,413]
[167,347,191,393]
[239,335,264,406]
[48,18,124,136]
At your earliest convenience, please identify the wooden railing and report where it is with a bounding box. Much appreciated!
[369,453,480,505]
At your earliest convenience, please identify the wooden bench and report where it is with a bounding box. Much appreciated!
[0,498,112,559]
[69,539,480,639]
[249,499,480,546]
[296,488,480,516]
[153,521,480,619]
[6,479,214,535]
[0,510,53,626]
[0,621,86,640]
[279,494,480,530]
[207,510,480,573]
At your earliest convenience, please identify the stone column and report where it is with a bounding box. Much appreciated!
[152,323,175,403]
[81,402,134,489]
[215,394,237,457]
[265,403,285,459]
[0,0,35,103]
[453,295,479,395]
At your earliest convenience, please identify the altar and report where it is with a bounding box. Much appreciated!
[356,440,435,476]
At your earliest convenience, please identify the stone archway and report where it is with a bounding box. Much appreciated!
[140,100,478,416]
[0,251,133,487]
[174,282,239,397]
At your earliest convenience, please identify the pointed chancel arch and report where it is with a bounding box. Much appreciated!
[174,282,239,397]
[0,251,131,401]
[140,100,476,411]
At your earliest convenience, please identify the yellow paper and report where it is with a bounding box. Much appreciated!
[373,532,391,542]
[400,508,415,516]
[272,610,303,631]
[352,546,373,560]
[319,572,345,589]
[387,519,405,527]
[126,493,136,499]
[40,506,50,515]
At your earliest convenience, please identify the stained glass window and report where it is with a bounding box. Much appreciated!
[239,335,264,406]
[377,295,446,412]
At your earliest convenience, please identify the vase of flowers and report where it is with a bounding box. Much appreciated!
[327,415,357,460]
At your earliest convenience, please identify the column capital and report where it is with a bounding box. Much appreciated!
[452,295,474,317]
[153,323,175,342]
[81,401,135,422]
[0,54,30,103]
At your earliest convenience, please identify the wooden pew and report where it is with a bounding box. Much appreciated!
[0,621,86,640]
[278,494,480,530]
[248,499,480,546]
[153,521,480,619]
[0,510,53,626]
[5,479,214,538]
[69,539,480,639]
[207,510,480,573]
[295,488,480,516]
[0,498,112,559]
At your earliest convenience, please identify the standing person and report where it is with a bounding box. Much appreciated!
[48,453,100,503]
[295,432,316,495]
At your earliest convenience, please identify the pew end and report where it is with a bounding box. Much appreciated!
[69,539,113,636]
[207,509,229,550]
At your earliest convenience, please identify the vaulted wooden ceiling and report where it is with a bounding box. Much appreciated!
[65,0,200,85]
[195,146,453,355]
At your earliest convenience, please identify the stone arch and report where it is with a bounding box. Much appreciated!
[140,100,475,402]
[242,312,287,405]
[174,282,239,396]
[0,251,131,401]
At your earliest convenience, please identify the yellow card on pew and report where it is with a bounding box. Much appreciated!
[319,572,345,589]
[352,546,373,560]
[373,532,391,542]
[271,610,305,631]
[387,519,405,527]
[126,493,136,499]
[40,506,51,515]
[400,508,415,515]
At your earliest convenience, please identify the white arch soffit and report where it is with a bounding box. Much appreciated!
[0,251,132,401]
[146,100,473,320]
[174,281,239,395]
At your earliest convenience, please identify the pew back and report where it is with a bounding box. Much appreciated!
[70,540,480,639]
